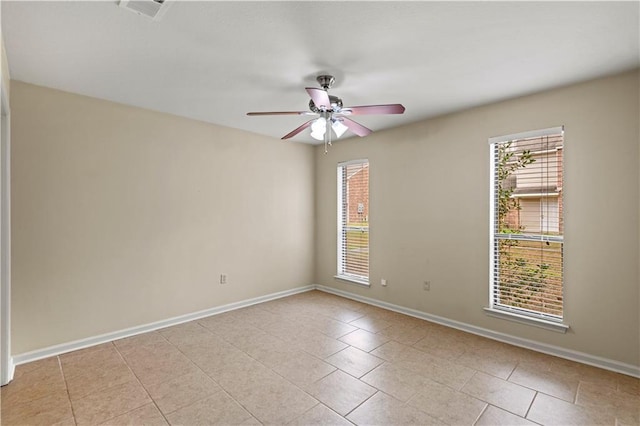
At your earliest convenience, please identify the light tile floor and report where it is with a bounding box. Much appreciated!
[1,290,638,425]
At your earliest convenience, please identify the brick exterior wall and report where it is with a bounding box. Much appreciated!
[347,164,369,224]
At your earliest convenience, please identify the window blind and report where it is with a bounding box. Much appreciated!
[337,160,369,283]
[490,127,564,320]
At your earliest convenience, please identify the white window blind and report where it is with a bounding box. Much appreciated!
[489,127,564,320]
[337,160,369,284]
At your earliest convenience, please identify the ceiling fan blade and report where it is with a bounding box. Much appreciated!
[341,117,372,137]
[341,104,406,115]
[306,88,331,110]
[247,111,310,116]
[281,119,315,140]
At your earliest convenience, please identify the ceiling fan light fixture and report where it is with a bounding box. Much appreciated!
[331,119,348,138]
[310,118,326,141]
[310,131,324,141]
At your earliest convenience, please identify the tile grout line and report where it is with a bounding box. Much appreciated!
[505,362,518,381]
[285,402,321,425]
[456,366,475,391]
[342,389,380,418]
[523,390,538,420]
[208,386,263,425]
[458,370,542,421]
[192,307,386,423]
[573,380,582,404]
[471,402,489,426]
[57,355,79,426]
[10,291,638,425]
[195,301,629,425]
[111,339,173,426]
[2,360,69,420]
[166,320,312,424]
[148,330,246,420]
[146,326,259,422]
[212,327,331,419]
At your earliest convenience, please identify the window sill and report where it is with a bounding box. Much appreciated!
[483,307,569,333]
[334,275,370,287]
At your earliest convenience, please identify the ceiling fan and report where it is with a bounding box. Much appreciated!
[247,75,405,152]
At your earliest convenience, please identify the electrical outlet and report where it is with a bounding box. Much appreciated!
[220,274,227,284]
[423,280,431,291]
[381,278,387,287]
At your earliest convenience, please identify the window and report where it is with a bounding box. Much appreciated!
[337,160,369,285]
[488,127,565,327]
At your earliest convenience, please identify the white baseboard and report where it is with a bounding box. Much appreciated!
[10,283,639,379]
[11,285,315,367]
[2,359,14,386]
[315,284,640,378]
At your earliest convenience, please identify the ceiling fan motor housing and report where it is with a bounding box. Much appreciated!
[309,95,343,113]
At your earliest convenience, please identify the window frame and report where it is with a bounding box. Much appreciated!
[486,127,568,333]
[336,159,370,287]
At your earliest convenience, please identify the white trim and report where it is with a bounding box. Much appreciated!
[11,283,640,378]
[12,285,314,366]
[8,360,14,382]
[489,126,565,323]
[488,126,564,144]
[483,307,568,333]
[337,166,344,276]
[337,159,370,282]
[488,143,496,315]
[334,275,370,287]
[494,233,563,243]
[314,285,640,378]
[0,76,11,386]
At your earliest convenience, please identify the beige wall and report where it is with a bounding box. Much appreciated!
[11,81,315,354]
[9,70,640,367]
[315,70,640,367]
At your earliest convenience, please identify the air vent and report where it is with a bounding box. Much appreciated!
[119,0,172,21]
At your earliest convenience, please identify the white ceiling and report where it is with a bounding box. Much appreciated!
[2,1,639,144]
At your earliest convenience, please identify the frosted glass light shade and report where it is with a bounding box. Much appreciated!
[310,118,326,141]
[332,120,348,138]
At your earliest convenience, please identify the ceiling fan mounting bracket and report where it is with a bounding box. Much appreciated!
[316,75,335,90]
